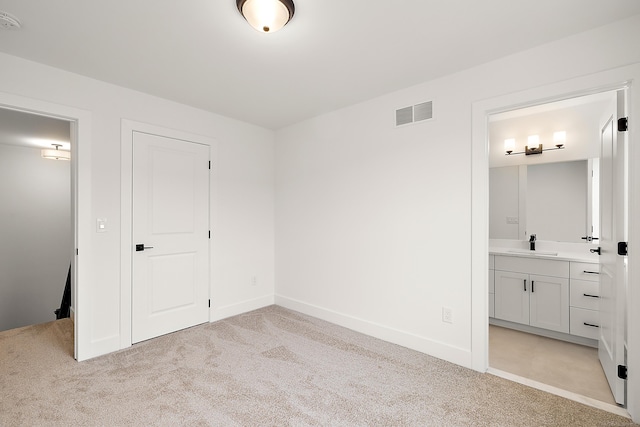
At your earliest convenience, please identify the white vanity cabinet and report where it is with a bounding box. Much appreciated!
[489,255,495,318]
[494,256,570,334]
[569,262,600,340]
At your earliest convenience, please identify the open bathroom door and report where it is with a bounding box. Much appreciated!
[598,89,627,406]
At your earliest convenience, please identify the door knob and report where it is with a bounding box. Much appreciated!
[136,244,154,252]
[590,247,601,255]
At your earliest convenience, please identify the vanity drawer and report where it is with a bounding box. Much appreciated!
[570,262,600,281]
[570,307,599,340]
[570,279,599,311]
[495,256,569,278]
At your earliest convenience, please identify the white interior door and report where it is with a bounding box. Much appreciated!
[598,90,627,405]
[132,131,209,344]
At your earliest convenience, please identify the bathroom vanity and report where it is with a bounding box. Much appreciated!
[488,152,602,346]
[489,249,599,346]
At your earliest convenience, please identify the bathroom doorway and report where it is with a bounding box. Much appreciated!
[486,89,626,409]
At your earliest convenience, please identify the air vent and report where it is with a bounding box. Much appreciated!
[395,106,413,126]
[395,101,433,127]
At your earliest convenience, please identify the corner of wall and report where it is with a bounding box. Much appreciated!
[210,294,275,322]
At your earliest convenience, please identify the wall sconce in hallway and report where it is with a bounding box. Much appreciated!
[41,144,70,161]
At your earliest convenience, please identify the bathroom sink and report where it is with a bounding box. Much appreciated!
[507,249,558,256]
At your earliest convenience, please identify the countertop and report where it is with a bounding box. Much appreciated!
[489,246,599,263]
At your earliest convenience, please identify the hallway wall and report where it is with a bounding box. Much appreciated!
[0,144,71,331]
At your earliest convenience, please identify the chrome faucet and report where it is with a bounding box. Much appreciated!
[529,234,537,251]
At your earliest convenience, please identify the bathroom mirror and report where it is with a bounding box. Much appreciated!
[489,159,599,243]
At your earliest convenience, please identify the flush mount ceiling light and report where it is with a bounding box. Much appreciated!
[41,144,70,161]
[236,0,295,33]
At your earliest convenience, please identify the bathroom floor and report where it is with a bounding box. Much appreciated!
[489,325,616,405]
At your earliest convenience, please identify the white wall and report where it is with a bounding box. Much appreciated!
[0,52,276,359]
[0,144,71,331]
[275,15,640,366]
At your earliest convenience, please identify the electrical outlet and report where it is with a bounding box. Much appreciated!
[442,307,453,324]
[251,276,257,286]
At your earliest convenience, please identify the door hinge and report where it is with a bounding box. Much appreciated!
[618,241,628,256]
[209,160,211,170]
[618,365,628,380]
[76,248,79,255]
[208,299,211,308]
[618,117,628,132]
[209,230,211,239]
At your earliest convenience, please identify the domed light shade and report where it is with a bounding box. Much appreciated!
[237,0,295,33]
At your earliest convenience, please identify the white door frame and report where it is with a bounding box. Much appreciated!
[120,120,216,349]
[0,91,92,361]
[471,64,640,422]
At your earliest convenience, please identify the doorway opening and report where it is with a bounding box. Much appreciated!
[0,107,73,333]
[0,91,90,360]
[485,88,627,411]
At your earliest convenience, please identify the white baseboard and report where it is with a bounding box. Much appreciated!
[275,295,472,368]
[210,294,275,322]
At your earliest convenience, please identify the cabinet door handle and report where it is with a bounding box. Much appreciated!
[583,293,600,298]
[523,279,527,292]
[531,281,535,293]
[584,322,600,328]
[583,270,599,275]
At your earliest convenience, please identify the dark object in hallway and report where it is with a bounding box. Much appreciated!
[54,264,71,320]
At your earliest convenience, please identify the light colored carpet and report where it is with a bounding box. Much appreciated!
[0,305,636,426]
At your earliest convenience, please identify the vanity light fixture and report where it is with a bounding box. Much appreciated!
[504,132,566,156]
[41,144,70,161]
[236,0,295,33]
[504,138,516,155]
[525,135,542,155]
[553,131,566,149]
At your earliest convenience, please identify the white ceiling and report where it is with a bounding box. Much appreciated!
[0,1,639,130]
